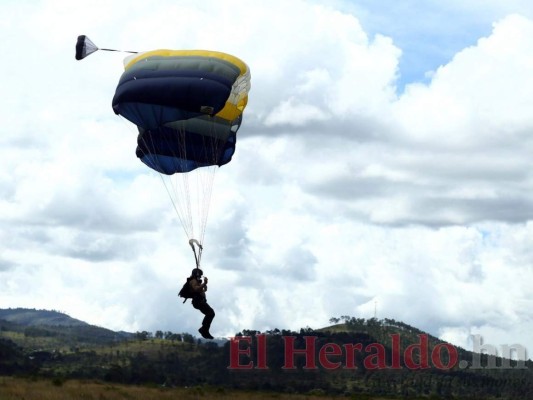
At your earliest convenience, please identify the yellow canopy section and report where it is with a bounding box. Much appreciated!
[124,49,249,75]
[122,49,251,122]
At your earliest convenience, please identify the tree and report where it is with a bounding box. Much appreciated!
[134,331,152,341]
[164,331,173,339]
[182,333,195,344]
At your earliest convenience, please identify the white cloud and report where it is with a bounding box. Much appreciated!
[394,14,533,147]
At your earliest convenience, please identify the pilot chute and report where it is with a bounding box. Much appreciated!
[75,35,139,60]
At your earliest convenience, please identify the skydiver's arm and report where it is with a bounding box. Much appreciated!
[190,278,208,293]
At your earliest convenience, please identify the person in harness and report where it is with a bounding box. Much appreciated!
[183,267,215,339]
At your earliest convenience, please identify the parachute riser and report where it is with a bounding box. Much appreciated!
[189,239,203,269]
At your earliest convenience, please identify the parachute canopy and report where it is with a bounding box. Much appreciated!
[112,49,251,174]
[75,35,98,60]
[111,49,251,244]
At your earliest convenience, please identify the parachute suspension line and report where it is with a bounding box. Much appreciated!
[161,125,195,239]
[173,116,219,247]
[196,116,219,245]
[178,124,195,239]
[135,126,193,240]
[158,170,193,239]
[98,48,138,54]
[124,117,221,256]
[135,120,216,247]
[193,164,216,248]
[117,118,189,239]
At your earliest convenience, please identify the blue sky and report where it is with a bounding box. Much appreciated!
[354,1,489,88]
[344,0,533,89]
[1,0,533,362]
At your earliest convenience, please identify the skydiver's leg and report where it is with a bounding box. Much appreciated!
[199,302,215,330]
[193,299,215,338]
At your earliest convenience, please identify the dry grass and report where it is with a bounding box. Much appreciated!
[0,376,391,400]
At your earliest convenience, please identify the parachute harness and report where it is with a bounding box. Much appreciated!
[189,239,203,269]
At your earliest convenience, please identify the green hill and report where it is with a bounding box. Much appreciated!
[1,309,532,399]
[0,308,131,350]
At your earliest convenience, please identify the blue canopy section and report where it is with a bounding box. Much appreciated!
[112,69,233,129]
[136,125,237,174]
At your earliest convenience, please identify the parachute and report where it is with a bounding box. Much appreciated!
[75,35,138,60]
[111,49,251,266]
[76,37,251,267]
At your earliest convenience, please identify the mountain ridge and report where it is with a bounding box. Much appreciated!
[0,308,88,327]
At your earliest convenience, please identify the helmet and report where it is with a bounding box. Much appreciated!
[192,268,203,279]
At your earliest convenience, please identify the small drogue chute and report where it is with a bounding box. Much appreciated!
[75,35,138,60]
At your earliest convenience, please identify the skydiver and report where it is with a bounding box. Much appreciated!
[188,268,215,339]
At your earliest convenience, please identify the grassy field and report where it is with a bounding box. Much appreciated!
[0,376,391,400]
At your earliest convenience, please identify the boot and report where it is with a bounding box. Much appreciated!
[199,326,214,339]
